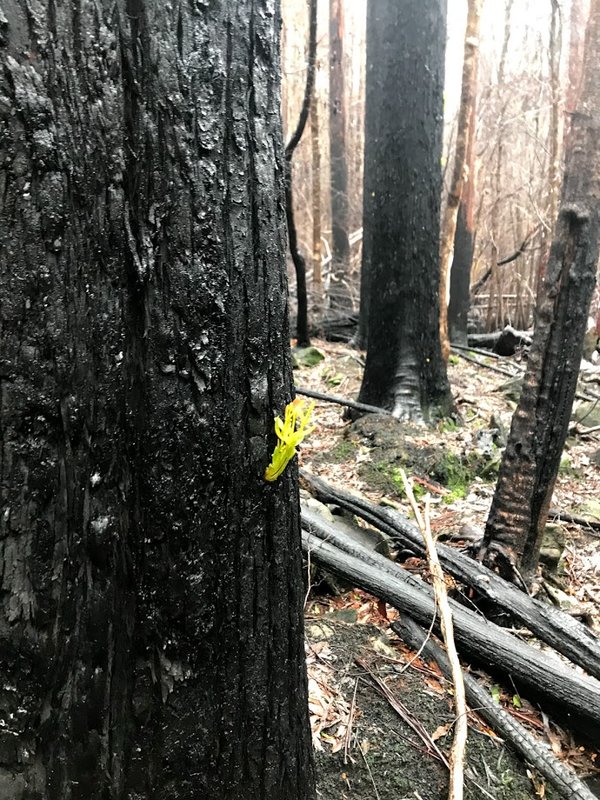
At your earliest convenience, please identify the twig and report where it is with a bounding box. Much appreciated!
[359,742,381,800]
[548,507,600,535]
[295,386,392,416]
[355,657,450,769]
[344,678,359,765]
[451,348,522,377]
[400,472,468,800]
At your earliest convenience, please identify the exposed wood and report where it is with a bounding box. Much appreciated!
[301,518,600,734]
[328,0,352,310]
[439,0,483,361]
[393,617,598,800]
[401,478,467,800]
[300,472,600,681]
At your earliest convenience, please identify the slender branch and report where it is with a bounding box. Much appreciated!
[401,473,467,800]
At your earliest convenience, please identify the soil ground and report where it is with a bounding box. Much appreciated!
[296,340,600,800]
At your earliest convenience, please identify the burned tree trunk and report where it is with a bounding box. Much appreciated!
[482,0,600,576]
[356,0,454,421]
[0,3,314,798]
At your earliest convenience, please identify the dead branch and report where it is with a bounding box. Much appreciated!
[300,472,600,681]
[301,514,600,734]
[401,474,467,800]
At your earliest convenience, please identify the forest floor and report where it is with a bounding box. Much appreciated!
[295,339,600,800]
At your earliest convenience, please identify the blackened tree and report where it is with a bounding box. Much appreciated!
[0,3,315,799]
[357,0,454,420]
[482,0,600,578]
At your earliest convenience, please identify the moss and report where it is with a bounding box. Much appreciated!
[328,439,357,463]
[558,453,582,478]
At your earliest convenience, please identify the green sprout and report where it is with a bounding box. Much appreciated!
[264,398,315,481]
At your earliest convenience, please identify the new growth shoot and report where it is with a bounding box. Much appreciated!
[264,398,315,481]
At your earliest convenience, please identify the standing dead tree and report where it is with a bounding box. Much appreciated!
[482,0,600,578]
[285,0,318,346]
[439,0,483,359]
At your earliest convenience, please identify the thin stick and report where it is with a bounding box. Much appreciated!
[344,678,359,765]
[295,386,392,416]
[400,471,468,800]
[359,743,381,800]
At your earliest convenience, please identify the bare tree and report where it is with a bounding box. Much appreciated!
[439,0,483,358]
[482,0,600,578]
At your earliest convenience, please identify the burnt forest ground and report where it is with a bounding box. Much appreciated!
[295,340,600,800]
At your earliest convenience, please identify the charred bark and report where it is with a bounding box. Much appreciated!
[301,521,600,735]
[356,0,454,421]
[448,197,475,346]
[467,325,532,355]
[300,472,600,681]
[0,3,314,799]
[483,0,600,575]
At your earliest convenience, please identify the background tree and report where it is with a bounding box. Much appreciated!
[286,0,318,346]
[0,3,315,798]
[439,0,483,358]
[328,0,352,310]
[481,0,600,578]
[357,0,454,421]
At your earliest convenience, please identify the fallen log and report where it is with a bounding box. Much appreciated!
[301,471,600,682]
[392,616,598,800]
[468,326,532,356]
[301,517,600,734]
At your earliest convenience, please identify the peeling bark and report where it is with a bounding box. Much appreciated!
[0,2,315,798]
[439,0,482,359]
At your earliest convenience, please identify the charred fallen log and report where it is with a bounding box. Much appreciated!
[468,325,532,356]
[301,472,600,681]
[301,516,600,734]
[392,616,597,800]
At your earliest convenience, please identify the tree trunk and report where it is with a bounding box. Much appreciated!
[328,0,352,311]
[487,0,513,331]
[447,105,476,347]
[356,0,454,421]
[311,77,324,325]
[439,0,482,359]
[483,0,600,576]
[0,3,315,799]
[285,0,318,347]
